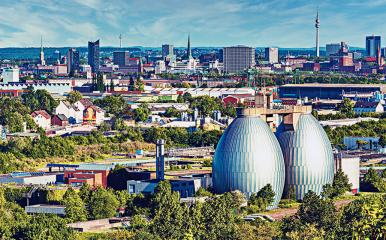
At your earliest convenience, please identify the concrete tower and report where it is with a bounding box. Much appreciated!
[156,139,165,180]
[315,8,320,58]
[119,34,122,48]
[187,34,192,59]
[39,36,45,66]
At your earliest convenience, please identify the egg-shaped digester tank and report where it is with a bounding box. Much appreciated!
[212,112,285,208]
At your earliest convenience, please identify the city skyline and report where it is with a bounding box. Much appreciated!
[1,0,386,48]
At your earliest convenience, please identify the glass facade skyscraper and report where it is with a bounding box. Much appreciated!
[366,35,381,57]
[88,40,100,73]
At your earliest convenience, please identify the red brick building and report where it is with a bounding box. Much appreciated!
[64,169,110,187]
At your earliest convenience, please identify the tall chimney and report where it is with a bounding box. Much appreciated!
[156,139,165,180]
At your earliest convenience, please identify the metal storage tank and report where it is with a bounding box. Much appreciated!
[277,114,334,200]
[212,111,285,208]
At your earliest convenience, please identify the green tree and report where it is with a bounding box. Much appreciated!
[133,103,150,122]
[339,98,354,117]
[62,188,87,222]
[248,184,276,211]
[18,214,74,240]
[379,134,386,148]
[66,91,83,104]
[337,195,385,239]
[109,79,115,92]
[322,169,352,199]
[182,92,193,102]
[282,191,338,238]
[94,95,128,117]
[128,77,136,91]
[177,94,184,103]
[163,107,180,118]
[78,183,92,217]
[136,76,144,91]
[363,168,385,192]
[22,88,58,113]
[149,181,186,239]
[96,74,105,92]
[190,95,219,117]
[89,187,119,219]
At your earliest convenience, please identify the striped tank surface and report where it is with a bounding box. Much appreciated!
[277,114,334,200]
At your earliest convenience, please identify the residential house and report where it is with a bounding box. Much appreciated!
[84,105,105,125]
[31,110,51,129]
[55,101,82,124]
[74,98,93,113]
[354,101,384,114]
[51,114,69,127]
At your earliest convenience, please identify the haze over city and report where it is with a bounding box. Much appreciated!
[2,0,386,47]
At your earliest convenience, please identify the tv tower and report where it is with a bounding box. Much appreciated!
[315,8,320,58]
[119,34,122,48]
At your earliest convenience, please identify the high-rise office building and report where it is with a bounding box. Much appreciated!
[187,34,192,59]
[325,43,341,56]
[223,46,255,73]
[265,47,279,64]
[67,48,80,75]
[113,51,130,67]
[88,40,100,73]
[162,44,174,58]
[366,35,381,57]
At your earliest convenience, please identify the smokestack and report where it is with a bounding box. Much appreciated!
[156,139,165,180]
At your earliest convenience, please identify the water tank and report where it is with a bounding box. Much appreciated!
[277,114,334,200]
[212,112,285,208]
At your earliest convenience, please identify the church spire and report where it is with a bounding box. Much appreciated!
[39,36,45,65]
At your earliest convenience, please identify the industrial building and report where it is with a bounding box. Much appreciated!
[279,83,386,100]
[126,140,212,197]
[212,109,285,208]
[0,172,59,185]
[334,153,360,194]
[276,114,334,200]
[212,90,335,205]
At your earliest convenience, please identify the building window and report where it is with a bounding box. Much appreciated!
[128,184,135,194]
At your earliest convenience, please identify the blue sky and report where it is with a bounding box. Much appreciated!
[1,0,386,48]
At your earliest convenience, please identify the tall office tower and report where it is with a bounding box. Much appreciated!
[67,48,80,75]
[187,34,192,59]
[39,36,45,65]
[162,44,174,58]
[223,46,255,73]
[88,40,100,73]
[366,35,381,57]
[113,51,130,67]
[265,47,279,64]
[325,43,341,56]
[315,9,320,57]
